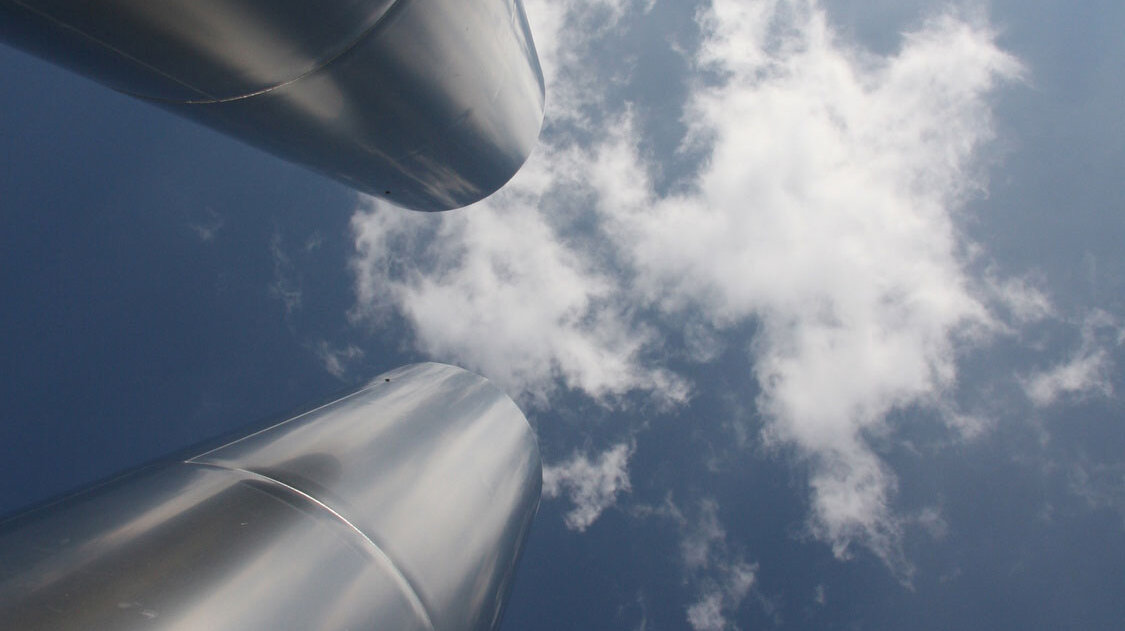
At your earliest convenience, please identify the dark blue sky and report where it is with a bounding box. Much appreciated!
[3,1,1125,629]
[0,45,384,509]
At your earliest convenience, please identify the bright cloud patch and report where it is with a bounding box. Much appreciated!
[349,0,1025,571]
[542,442,634,531]
[349,179,688,406]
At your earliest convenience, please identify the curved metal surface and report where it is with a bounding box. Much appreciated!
[0,0,545,210]
[0,0,401,101]
[0,363,542,631]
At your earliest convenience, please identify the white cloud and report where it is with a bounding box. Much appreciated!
[677,500,758,631]
[1025,349,1113,407]
[606,1,1022,571]
[987,275,1054,326]
[686,592,726,631]
[349,0,1024,573]
[543,442,634,531]
[1023,310,1121,407]
[349,185,688,406]
[314,341,364,378]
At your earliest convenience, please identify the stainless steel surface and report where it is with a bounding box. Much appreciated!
[0,363,542,631]
[0,0,401,101]
[0,0,545,210]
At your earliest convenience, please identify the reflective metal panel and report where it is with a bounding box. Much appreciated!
[0,363,542,631]
[0,0,400,100]
[0,0,545,210]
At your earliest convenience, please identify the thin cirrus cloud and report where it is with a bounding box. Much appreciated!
[645,497,760,631]
[1021,309,1122,407]
[349,0,1034,572]
[631,494,761,629]
[313,341,365,379]
[681,501,759,631]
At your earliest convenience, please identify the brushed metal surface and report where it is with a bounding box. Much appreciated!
[0,0,401,101]
[0,363,542,631]
[0,0,545,210]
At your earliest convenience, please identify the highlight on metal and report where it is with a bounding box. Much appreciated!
[0,0,546,210]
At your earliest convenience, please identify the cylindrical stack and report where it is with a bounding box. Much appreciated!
[0,363,542,631]
[0,0,546,210]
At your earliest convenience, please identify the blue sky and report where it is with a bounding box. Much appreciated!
[3,0,1125,629]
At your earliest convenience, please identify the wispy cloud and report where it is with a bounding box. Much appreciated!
[1025,348,1113,407]
[313,341,365,379]
[188,206,225,242]
[523,0,636,129]
[1069,459,1125,526]
[269,229,302,316]
[543,441,634,531]
[1022,310,1121,407]
[633,496,764,629]
[677,500,760,631]
[349,0,1026,574]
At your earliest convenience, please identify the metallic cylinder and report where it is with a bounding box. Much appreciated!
[0,0,546,210]
[0,363,542,631]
